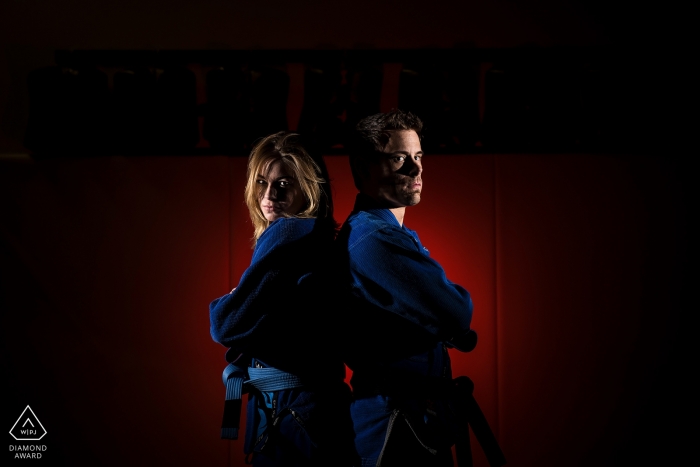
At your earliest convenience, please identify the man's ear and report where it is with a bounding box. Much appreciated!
[350,157,370,190]
[358,161,371,184]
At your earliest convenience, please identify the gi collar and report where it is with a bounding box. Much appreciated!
[352,193,403,228]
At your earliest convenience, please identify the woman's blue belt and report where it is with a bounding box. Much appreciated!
[220,362,305,439]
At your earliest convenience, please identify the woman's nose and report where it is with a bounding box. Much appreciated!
[264,185,277,200]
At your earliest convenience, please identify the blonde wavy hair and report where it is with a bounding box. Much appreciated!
[244,132,335,244]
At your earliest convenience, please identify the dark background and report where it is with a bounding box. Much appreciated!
[1,1,691,466]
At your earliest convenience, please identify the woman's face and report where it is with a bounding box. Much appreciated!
[257,159,306,222]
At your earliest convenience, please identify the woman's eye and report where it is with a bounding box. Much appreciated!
[278,180,290,188]
[256,179,266,185]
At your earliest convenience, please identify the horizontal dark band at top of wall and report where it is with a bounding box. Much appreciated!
[54,46,667,67]
[26,148,683,158]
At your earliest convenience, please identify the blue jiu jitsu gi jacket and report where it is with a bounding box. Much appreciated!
[210,217,357,467]
[334,194,476,467]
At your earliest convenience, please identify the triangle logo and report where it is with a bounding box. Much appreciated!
[9,406,47,441]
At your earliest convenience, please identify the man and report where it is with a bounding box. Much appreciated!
[335,109,478,466]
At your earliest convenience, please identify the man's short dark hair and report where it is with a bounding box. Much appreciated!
[348,109,424,190]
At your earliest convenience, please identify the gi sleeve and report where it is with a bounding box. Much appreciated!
[348,225,474,350]
[208,218,310,351]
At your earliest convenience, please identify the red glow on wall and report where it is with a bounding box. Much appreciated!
[1,151,687,466]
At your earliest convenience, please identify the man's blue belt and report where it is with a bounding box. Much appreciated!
[220,362,305,439]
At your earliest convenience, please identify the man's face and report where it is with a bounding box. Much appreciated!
[362,130,423,208]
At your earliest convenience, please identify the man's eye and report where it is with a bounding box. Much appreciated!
[394,156,406,163]
[414,155,422,161]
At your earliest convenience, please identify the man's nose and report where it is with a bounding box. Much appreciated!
[407,157,422,177]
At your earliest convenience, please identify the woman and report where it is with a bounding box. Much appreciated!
[209,132,357,467]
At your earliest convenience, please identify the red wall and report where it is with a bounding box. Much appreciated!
[1,151,687,466]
